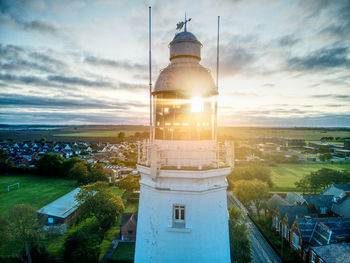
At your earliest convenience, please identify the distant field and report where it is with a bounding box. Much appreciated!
[270,163,350,192]
[0,174,76,215]
[1,125,349,142]
[55,130,137,137]
[219,127,350,140]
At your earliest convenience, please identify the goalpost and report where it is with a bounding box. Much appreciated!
[8,183,20,192]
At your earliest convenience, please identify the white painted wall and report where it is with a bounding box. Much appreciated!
[134,184,230,263]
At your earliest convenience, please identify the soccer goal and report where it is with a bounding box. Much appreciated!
[8,183,20,192]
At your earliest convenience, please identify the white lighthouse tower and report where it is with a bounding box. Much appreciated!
[135,20,232,263]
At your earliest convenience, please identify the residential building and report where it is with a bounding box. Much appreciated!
[120,212,138,241]
[309,242,350,263]
[37,188,81,232]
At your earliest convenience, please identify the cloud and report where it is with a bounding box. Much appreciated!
[0,73,56,87]
[287,46,350,72]
[0,44,66,73]
[0,110,147,125]
[0,1,62,36]
[262,83,275,88]
[0,93,147,110]
[278,35,300,47]
[23,20,60,35]
[311,94,350,100]
[84,56,147,71]
[47,75,113,88]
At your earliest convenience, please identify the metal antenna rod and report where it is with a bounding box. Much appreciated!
[215,16,220,143]
[216,16,220,89]
[184,12,187,32]
[148,6,152,144]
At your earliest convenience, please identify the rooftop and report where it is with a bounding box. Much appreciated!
[37,188,80,219]
[311,242,350,263]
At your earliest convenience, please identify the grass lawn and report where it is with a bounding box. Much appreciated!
[270,163,350,192]
[0,174,76,215]
[110,242,135,263]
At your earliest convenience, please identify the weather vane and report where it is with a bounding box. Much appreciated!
[176,12,192,32]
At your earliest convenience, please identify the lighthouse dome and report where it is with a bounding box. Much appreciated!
[153,31,216,97]
[169,31,202,61]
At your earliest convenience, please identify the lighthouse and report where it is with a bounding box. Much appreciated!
[134,19,232,263]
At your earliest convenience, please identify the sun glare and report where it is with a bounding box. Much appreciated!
[191,97,204,112]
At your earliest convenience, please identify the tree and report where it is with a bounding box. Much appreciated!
[228,207,252,263]
[62,157,83,177]
[295,168,350,193]
[62,217,102,263]
[3,205,45,263]
[36,153,64,177]
[0,148,12,172]
[320,153,332,162]
[88,163,108,183]
[118,174,140,192]
[69,162,89,184]
[75,182,125,230]
[117,132,125,140]
[233,179,269,217]
[39,137,46,146]
[229,165,273,187]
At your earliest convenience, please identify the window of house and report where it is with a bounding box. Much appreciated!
[128,230,133,234]
[284,225,287,238]
[311,251,316,263]
[292,232,299,249]
[320,207,327,214]
[173,205,185,227]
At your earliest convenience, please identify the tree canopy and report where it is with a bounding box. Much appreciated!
[1,204,48,263]
[229,165,273,187]
[62,217,102,263]
[228,206,252,263]
[295,168,350,193]
[36,153,65,177]
[233,179,269,216]
[75,182,125,231]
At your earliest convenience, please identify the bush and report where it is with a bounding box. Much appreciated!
[62,217,103,263]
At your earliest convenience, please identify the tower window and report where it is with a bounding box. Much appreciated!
[173,205,185,228]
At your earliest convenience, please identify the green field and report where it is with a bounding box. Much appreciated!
[219,127,350,140]
[0,174,76,215]
[110,242,135,262]
[1,125,349,143]
[55,130,137,137]
[270,163,350,192]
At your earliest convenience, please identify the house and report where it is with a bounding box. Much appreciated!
[37,188,81,232]
[309,242,350,263]
[267,194,290,212]
[322,184,350,201]
[290,217,350,259]
[120,212,138,241]
[273,206,314,242]
[332,196,350,217]
[302,195,334,215]
[285,192,306,205]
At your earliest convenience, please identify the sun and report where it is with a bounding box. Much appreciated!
[191,97,204,112]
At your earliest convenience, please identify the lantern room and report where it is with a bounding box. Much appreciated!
[152,31,218,141]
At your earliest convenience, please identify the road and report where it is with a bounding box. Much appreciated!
[227,193,282,263]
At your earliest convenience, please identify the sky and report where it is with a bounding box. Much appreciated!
[0,0,349,127]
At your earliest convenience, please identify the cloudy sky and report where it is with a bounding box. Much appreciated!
[0,0,349,126]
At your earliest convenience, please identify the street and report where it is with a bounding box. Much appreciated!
[227,193,282,263]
